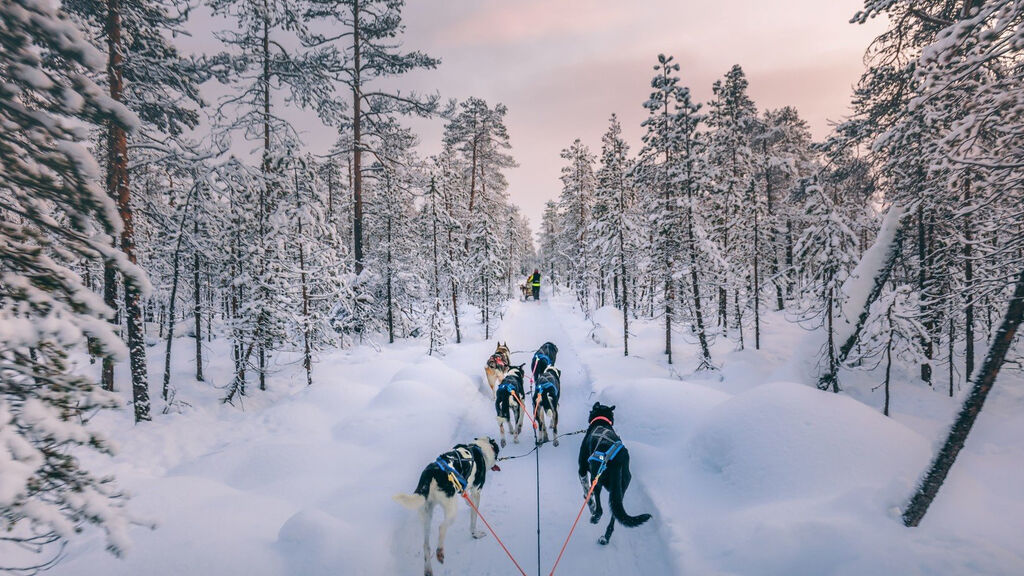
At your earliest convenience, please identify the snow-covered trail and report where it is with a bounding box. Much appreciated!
[392,297,675,575]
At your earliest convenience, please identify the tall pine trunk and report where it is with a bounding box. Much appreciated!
[351,0,364,274]
[107,0,149,422]
[686,184,711,368]
[903,269,1024,527]
[102,258,117,390]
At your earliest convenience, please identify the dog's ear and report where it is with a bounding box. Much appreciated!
[592,401,600,409]
[610,405,616,411]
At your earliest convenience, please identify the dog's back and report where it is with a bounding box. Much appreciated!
[535,366,560,409]
[532,342,558,379]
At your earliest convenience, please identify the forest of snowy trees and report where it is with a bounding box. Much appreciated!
[2,0,1023,569]
[541,4,1024,400]
[1,0,533,566]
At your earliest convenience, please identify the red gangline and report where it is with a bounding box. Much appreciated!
[548,474,601,576]
[461,492,528,576]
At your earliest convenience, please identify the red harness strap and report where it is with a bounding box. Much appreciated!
[589,416,613,428]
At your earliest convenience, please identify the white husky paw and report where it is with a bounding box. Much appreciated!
[472,530,487,539]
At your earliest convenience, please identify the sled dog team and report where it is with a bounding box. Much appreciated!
[394,341,651,576]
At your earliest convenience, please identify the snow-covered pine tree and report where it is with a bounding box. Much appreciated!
[423,176,449,355]
[754,107,815,313]
[706,64,759,347]
[558,139,597,314]
[434,145,468,343]
[364,123,426,343]
[792,183,861,392]
[1,0,143,563]
[443,98,517,337]
[302,0,441,275]
[592,115,637,355]
[210,0,329,392]
[538,200,561,294]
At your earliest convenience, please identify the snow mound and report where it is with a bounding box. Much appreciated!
[589,306,624,348]
[689,381,931,503]
[277,509,356,574]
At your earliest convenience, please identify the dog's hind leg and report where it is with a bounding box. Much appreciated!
[468,488,486,539]
[551,407,559,447]
[435,497,457,565]
[590,484,604,524]
[599,515,616,545]
[536,408,547,443]
[497,418,507,448]
[420,503,434,576]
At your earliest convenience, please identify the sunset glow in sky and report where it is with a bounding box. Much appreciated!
[392,0,888,233]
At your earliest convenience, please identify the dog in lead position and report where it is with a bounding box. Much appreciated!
[533,365,561,446]
[530,341,558,382]
[494,365,527,447]
[484,341,511,397]
[394,437,501,576]
[578,402,651,545]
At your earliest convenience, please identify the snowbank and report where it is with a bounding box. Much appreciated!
[688,381,931,503]
[589,305,624,348]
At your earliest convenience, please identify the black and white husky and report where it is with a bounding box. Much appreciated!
[577,402,651,545]
[494,365,526,447]
[533,365,561,446]
[394,437,501,576]
[531,341,558,381]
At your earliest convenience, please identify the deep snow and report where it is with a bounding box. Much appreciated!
[46,290,1024,575]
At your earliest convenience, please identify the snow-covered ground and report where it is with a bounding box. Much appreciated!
[51,290,1024,575]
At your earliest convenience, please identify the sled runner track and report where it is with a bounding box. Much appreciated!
[393,298,674,575]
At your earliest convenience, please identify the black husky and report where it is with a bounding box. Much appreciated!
[494,365,526,447]
[533,365,561,446]
[531,342,558,381]
[577,402,652,545]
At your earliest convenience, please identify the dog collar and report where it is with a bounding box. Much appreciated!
[589,416,613,427]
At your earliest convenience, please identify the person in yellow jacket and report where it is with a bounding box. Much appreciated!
[529,269,541,301]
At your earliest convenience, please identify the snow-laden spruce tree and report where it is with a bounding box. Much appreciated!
[443,98,518,338]
[791,184,861,392]
[558,139,597,314]
[592,115,637,354]
[302,0,441,275]
[754,107,815,313]
[706,65,759,346]
[537,200,561,294]
[364,123,426,344]
[1,0,144,566]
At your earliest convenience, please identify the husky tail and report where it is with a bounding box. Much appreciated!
[608,457,651,527]
[392,492,426,510]
[393,467,433,509]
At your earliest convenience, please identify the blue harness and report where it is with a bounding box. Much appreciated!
[588,441,623,477]
[532,352,551,374]
[498,380,518,395]
[434,456,468,493]
[535,380,559,400]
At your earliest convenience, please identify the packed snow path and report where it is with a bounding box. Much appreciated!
[48,292,1024,575]
[391,297,675,575]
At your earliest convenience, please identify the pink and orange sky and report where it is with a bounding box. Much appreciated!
[184,1,887,233]
[394,0,887,233]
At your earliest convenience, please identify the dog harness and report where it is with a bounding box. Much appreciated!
[587,418,622,476]
[435,457,468,493]
[535,380,558,400]
[498,379,518,395]
[588,441,623,476]
[434,445,477,494]
[531,352,551,375]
